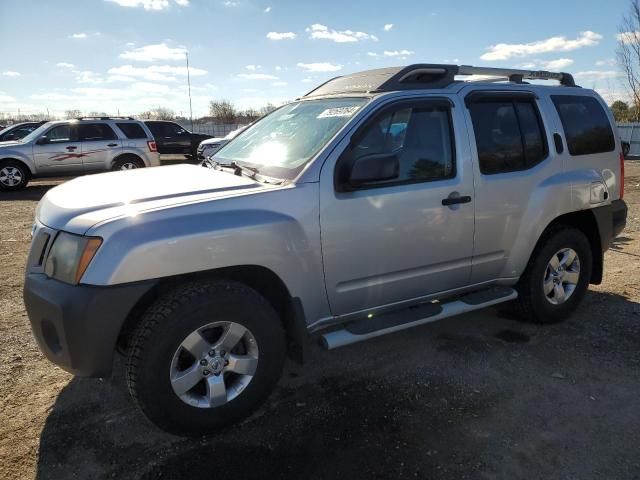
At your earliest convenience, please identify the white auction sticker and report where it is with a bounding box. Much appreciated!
[317,106,360,118]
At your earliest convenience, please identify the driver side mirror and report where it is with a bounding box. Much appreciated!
[336,148,399,192]
[36,137,49,145]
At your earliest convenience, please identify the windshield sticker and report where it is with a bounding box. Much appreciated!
[317,106,360,119]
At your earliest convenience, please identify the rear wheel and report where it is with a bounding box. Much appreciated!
[126,280,286,436]
[516,226,592,324]
[112,155,144,171]
[0,160,29,191]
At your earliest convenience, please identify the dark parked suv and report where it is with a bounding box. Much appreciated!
[143,120,212,162]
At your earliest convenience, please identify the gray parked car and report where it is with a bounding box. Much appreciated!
[24,64,627,435]
[0,117,159,191]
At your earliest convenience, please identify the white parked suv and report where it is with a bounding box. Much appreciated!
[0,117,159,191]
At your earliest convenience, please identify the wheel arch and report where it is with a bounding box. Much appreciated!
[116,265,307,364]
[0,157,34,175]
[532,209,603,285]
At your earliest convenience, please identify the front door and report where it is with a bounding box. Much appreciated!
[33,123,82,175]
[79,123,122,172]
[320,97,476,316]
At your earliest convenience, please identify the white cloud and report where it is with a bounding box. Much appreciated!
[541,58,574,69]
[120,43,187,61]
[106,0,188,10]
[245,65,261,70]
[71,33,87,39]
[264,6,271,12]
[75,70,104,84]
[0,93,17,103]
[574,70,621,80]
[266,31,296,40]
[2,71,21,77]
[302,77,313,83]
[383,49,414,57]
[224,1,238,6]
[297,62,342,72]
[596,58,616,67]
[237,73,279,80]
[383,23,393,31]
[480,31,602,61]
[306,24,378,43]
[275,65,282,71]
[108,64,206,82]
[272,81,288,86]
[56,62,75,68]
[617,31,640,44]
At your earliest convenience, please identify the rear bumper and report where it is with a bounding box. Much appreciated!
[593,199,627,252]
[23,274,156,377]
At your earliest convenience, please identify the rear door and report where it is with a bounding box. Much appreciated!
[463,89,559,282]
[146,121,190,154]
[32,123,82,174]
[320,96,476,316]
[79,123,122,172]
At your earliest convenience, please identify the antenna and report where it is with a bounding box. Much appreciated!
[186,52,194,132]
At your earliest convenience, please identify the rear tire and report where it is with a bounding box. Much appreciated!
[0,160,29,191]
[516,225,592,324]
[126,279,286,436]
[112,155,145,171]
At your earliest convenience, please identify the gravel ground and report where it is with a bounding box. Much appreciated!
[1,164,639,480]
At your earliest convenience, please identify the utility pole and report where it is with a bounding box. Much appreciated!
[186,52,194,132]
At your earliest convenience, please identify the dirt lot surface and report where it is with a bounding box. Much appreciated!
[1,165,639,480]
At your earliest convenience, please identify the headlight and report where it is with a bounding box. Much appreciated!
[44,232,102,284]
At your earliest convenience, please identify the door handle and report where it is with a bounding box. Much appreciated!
[442,194,472,206]
[553,133,564,154]
[107,143,118,147]
[66,146,77,151]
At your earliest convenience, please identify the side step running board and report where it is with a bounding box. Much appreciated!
[320,287,518,350]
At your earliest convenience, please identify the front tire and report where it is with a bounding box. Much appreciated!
[0,160,29,191]
[126,280,286,436]
[516,225,592,324]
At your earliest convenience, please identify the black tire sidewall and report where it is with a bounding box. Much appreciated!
[0,161,29,191]
[521,227,592,323]
[129,282,286,435]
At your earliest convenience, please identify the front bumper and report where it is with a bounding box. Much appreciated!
[23,274,156,377]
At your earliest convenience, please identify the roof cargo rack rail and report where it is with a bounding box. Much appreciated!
[301,63,577,98]
[75,116,136,121]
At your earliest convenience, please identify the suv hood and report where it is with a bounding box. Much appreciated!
[37,164,263,234]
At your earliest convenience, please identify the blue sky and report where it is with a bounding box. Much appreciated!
[0,0,630,117]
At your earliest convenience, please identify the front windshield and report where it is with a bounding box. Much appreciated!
[215,97,368,179]
[19,122,53,143]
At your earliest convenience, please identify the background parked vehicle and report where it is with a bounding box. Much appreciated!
[0,117,159,191]
[0,121,46,142]
[143,120,212,163]
[197,125,248,160]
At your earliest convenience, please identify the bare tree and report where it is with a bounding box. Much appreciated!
[65,109,82,119]
[139,107,175,120]
[618,0,640,120]
[260,103,277,116]
[209,100,237,123]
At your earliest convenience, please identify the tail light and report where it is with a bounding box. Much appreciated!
[147,140,157,152]
[620,151,625,199]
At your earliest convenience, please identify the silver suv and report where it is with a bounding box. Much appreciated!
[23,64,627,435]
[0,117,159,191]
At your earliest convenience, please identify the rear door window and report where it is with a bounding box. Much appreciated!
[79,123,118,141]
[116,123,147,139]
[468,97,547,175]
[551,95,615,156]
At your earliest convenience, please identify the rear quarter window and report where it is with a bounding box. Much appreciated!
[116,123,147,139]
[551,95,615,156]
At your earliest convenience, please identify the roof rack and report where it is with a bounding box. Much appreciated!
[301,63,577,98]
[75,116,135,121]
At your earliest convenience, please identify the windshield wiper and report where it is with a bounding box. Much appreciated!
[210,160,285,185]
